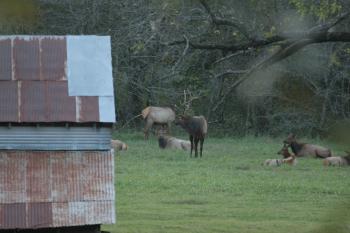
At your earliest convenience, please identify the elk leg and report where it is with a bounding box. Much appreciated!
[144,119,153,140]
[167,122,171,135]
[189,135,193,157]
[194,137,199,158]
[200,138,204,157]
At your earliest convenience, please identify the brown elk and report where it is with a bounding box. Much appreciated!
[175,115,207,158]
[283,133,332,158]
[111,139,128,151]
[158,135,191,151]
[323,151,350,166]
[277,144,297,165]
[141,106,175,139]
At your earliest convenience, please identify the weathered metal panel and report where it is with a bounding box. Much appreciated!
[0,81,18,122]
[0,150,115,229]
[1,203,26,228]
[66,36,114,96]
[0,35,116,124]
[41,37,67,81]
[83,151,114,201]
[0,151,26,203]
[78,96,99,122]
[47,82,76,122]
[99,96,116,123]
[27,202,53,228]
[13,37,40,80]
[66,152,84,202]
[0,39,12,80]
[51,202,68,227]
[51,153,68,202]
[26,152,51,202]
[0,126,111,150]
[20,81,46,122]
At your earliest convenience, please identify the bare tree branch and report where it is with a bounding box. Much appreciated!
[172,35,190,73]
[213,49,254,65]
[255,31,350,70]
[214,69,248,79]
[199,0,251,39]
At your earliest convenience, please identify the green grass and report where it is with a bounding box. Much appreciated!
[103,133,350,233]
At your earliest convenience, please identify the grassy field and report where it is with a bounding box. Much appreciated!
[103,133,350,233]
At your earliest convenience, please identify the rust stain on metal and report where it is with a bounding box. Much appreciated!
[47,82,76,122]
[0,39,12,80]
[0,81,18,122]
[0,150,115,228]
[26,152,51,202]
[20,81,47,122]
[83,151,114,201]
[78,96,99,122]
[13,37,40,80]
[0,151,26,203]
[41,37,67,81]
[66,152,84,201]
[51,153,68,202]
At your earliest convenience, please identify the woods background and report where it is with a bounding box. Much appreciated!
[2,0,350,139]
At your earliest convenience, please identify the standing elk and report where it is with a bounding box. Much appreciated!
[175,115,207,158]
[141,106,175,139]
[283,133,332,158]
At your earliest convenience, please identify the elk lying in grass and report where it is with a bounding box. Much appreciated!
[263,158,284,166]
[111,139,128,151]
[158,135,191,151]
[263,145,297,167]
[323,151,350,166]
[175,115,207,158]
[263,156,297,167]
[277,144,297,166]
[283,133,332,158]
[141,106,175,139]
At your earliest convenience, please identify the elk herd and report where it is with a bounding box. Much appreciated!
[111,106,349,168]
[264,133,350,168]
[111,105,208,158]
[142,106,208,158]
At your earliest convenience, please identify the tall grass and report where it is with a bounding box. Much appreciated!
[103,133,350,233]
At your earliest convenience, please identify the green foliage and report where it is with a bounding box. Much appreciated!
[289,0,342,20]
[103,135,350,233]
[0,0,39,33]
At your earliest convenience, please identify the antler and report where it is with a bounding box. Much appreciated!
[180,89,200,115]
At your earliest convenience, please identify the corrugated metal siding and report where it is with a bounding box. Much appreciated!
[0,150,115,229]
[1,203,26,228]
[28,202,53,228]
[0,127,112,150]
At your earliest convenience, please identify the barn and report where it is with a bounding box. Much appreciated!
[0,36,116,232]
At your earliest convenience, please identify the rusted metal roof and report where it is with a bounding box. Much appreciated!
[0,39,12,81]
[14,37,40,81]
[0,150,115,228]
[0,35,116,123]
[0,82,18,121]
